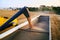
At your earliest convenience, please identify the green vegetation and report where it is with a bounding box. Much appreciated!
[52,7,60,15]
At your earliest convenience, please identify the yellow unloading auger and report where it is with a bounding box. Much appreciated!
[0,7,32,31]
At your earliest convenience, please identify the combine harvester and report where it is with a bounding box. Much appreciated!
[0,7,49,40]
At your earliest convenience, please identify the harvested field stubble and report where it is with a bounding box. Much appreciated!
[50,13,60,40]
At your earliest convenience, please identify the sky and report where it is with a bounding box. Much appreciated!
[0,0,60,8]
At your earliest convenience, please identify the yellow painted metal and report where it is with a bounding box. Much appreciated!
[0,16,18,26]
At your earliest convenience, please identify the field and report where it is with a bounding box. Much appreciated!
[0,10,40,24]
[0,10,60,40]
